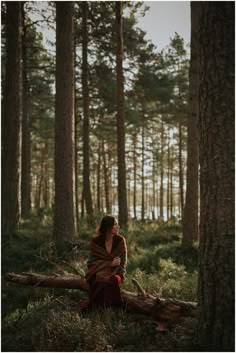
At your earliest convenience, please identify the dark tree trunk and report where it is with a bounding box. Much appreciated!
[167,132,171,220]
[2,2,22,237]
[74,38,79,225]
[159,118,164,220]
[182,2,199,248]
[43,139,49,207]
[107,145,113,212]
[96,141,101,212]
[21,2,31,218]
[81,189,85,219]
[115,1,128,228]
[132,132,137,219]
[37,146,45,209]
[54,2,77,251]
[170,146,174,218]
[141,114,145,221]
[152,149,156,220]
[178,122,184,219]
[82,1,94,224]
[102,139,111,214]
[197,3,235,351]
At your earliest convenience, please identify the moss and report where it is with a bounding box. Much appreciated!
[2,219,198,351]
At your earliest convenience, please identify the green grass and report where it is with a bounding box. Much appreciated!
[2,217,199,352]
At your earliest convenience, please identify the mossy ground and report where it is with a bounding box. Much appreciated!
[2,216,200,352]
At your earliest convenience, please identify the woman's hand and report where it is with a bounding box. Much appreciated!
[110,257,121,267]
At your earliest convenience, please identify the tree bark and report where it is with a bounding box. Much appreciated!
[182,2,199,248]
[116,1,128,228]
[2,2,22,237]
[96,141,101,212]
[170,145,174,218]
[74,37,79,225]
[141,113,145,221]
[178,122,184,219]
[152,146,156,220]
[21,2,31,218]
[82,1,94,224]
[167,130,171,220]
[159,118,164,220]
[5,272,197,326]
[197,3,235,351]
[43,139,49,207]
[37,145,45,209]
[132,132,137,219]
[54,2,77,251]
[102,139,111,214]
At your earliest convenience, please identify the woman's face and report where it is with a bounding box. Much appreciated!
[111,219,119,235]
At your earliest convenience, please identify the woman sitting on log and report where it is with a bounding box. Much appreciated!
[85,215,127,309]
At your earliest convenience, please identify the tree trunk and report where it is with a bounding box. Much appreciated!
[197,3,235,351]
[141,114,145,221]
[6,272,197,327]
[82,1,94,224]
[167,131,171,220]
[2,2,22,237]
[178,122,184,219]
[159,118,164,220]
[170,146,174,218]
[116,1,128,228]
[96,141,101,212]
[43,139,49,207]
[37,146,45,209]
[152,148,156,220]
[102,139,111,214]
[74,37,79,225]
[132,132,137,219]
[182,2,199,248]
[81,189,85,219]
[54,2,77,251]
[21,2,31,218]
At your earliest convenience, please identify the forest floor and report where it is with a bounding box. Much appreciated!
[2,215,201,352]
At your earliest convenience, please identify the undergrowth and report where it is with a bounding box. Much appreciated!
[2,216,199,352]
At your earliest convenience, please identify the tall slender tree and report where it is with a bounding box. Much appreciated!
[102,139,111,214]
[159,118,164,219]
[197,3,234,351]
[115,1,128,227]
[2,2,22,237]
[182,2,199,248]
[141,111,145,221]
[74,34,79,225]
[82,1,94,223]
[21,2,31,218]
[53,2,77,251]
[132,131,137,219]
[178,122,184,218]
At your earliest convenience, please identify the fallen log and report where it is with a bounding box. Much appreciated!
[5,272,197,327]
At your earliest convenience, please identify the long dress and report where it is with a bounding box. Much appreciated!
[85,234,127,308]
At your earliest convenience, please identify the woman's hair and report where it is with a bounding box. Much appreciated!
[96,215,116,240]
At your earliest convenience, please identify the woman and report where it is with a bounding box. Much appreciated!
[85,215,127,308]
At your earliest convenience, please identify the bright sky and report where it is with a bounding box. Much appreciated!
[137,1,190,50]
[33,1,190,52]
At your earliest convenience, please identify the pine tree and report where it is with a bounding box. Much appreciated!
[53,2,77,251]
[182,2,199,248]
[197,3,234,351]
[2,2,22,237]
[81,1,94,224]
[115,1,128,227]
[21,2,32,218]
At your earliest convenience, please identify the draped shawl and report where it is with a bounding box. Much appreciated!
[86,235,127,283]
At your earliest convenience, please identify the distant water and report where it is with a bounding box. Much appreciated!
[111,205,180,221]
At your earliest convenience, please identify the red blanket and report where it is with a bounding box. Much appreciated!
[85,235,127,283]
